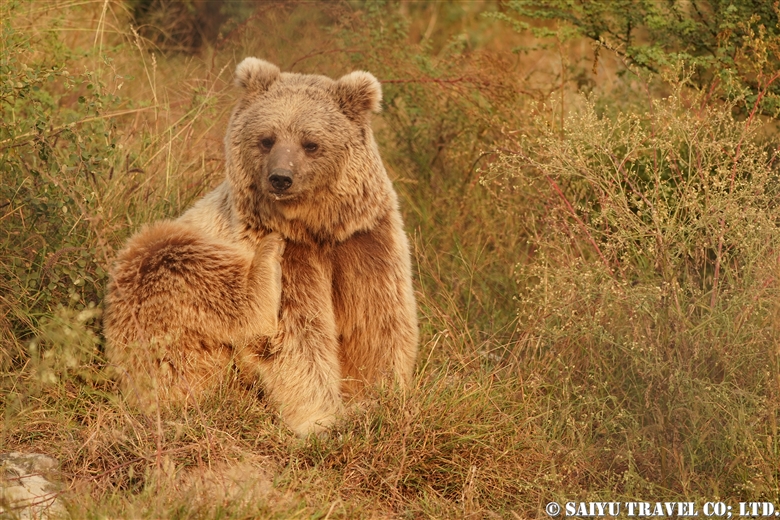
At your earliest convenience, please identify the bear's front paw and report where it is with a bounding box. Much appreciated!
[257,231,286,260]
[257,231,284,292]
[288,411,338,438]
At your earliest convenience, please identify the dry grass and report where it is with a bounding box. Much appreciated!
[3,0,780,518]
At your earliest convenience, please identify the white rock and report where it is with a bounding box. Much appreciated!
[0,452,68,519]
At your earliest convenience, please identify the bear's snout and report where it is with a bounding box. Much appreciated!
[269,169,293,192]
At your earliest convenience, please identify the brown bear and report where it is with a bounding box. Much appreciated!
[104,58,419,436]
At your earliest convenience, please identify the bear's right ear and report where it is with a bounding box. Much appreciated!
[329,70,382,123]
[234,57,281,94]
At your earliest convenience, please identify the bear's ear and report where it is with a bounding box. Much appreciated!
[330,70,382,122]
[234,57,281,94]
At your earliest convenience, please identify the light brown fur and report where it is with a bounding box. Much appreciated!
[104,58,418,436]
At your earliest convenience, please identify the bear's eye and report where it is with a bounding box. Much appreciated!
[260,137,275,150]
[302,141,319,154]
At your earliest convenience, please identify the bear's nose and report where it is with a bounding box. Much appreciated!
[269,169,293,192]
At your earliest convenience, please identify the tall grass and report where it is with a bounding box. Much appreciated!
[2,0,780,517]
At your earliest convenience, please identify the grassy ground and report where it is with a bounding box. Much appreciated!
[2,1,780,518]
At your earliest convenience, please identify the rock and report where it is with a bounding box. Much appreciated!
[0,452,67,519]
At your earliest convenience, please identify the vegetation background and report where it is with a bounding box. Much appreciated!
[1,0,779,517]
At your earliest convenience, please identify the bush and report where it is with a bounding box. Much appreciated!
[486,77,780,496]
[0,5,121,368]
[492,0,780,117]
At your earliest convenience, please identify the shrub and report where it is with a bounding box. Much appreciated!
[491,0,780,117]
[0,5,122,368]
[486,77,780,495]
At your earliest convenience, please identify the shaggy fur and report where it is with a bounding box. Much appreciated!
[104,58,419,436]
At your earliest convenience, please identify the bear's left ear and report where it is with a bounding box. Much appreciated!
[329,70,382,122]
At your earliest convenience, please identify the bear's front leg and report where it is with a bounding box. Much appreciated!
[252,242,343,437]
[332,212,419,397]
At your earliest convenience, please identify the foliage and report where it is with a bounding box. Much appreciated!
[485,80,780,496]
[0,3,121,368]
[492,0,780,117]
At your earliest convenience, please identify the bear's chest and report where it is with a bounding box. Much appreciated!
[278,237,382,326]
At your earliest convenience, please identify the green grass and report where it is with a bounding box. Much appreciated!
[2,1,780,518]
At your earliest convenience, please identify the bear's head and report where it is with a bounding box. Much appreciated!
[225,57,395,244]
